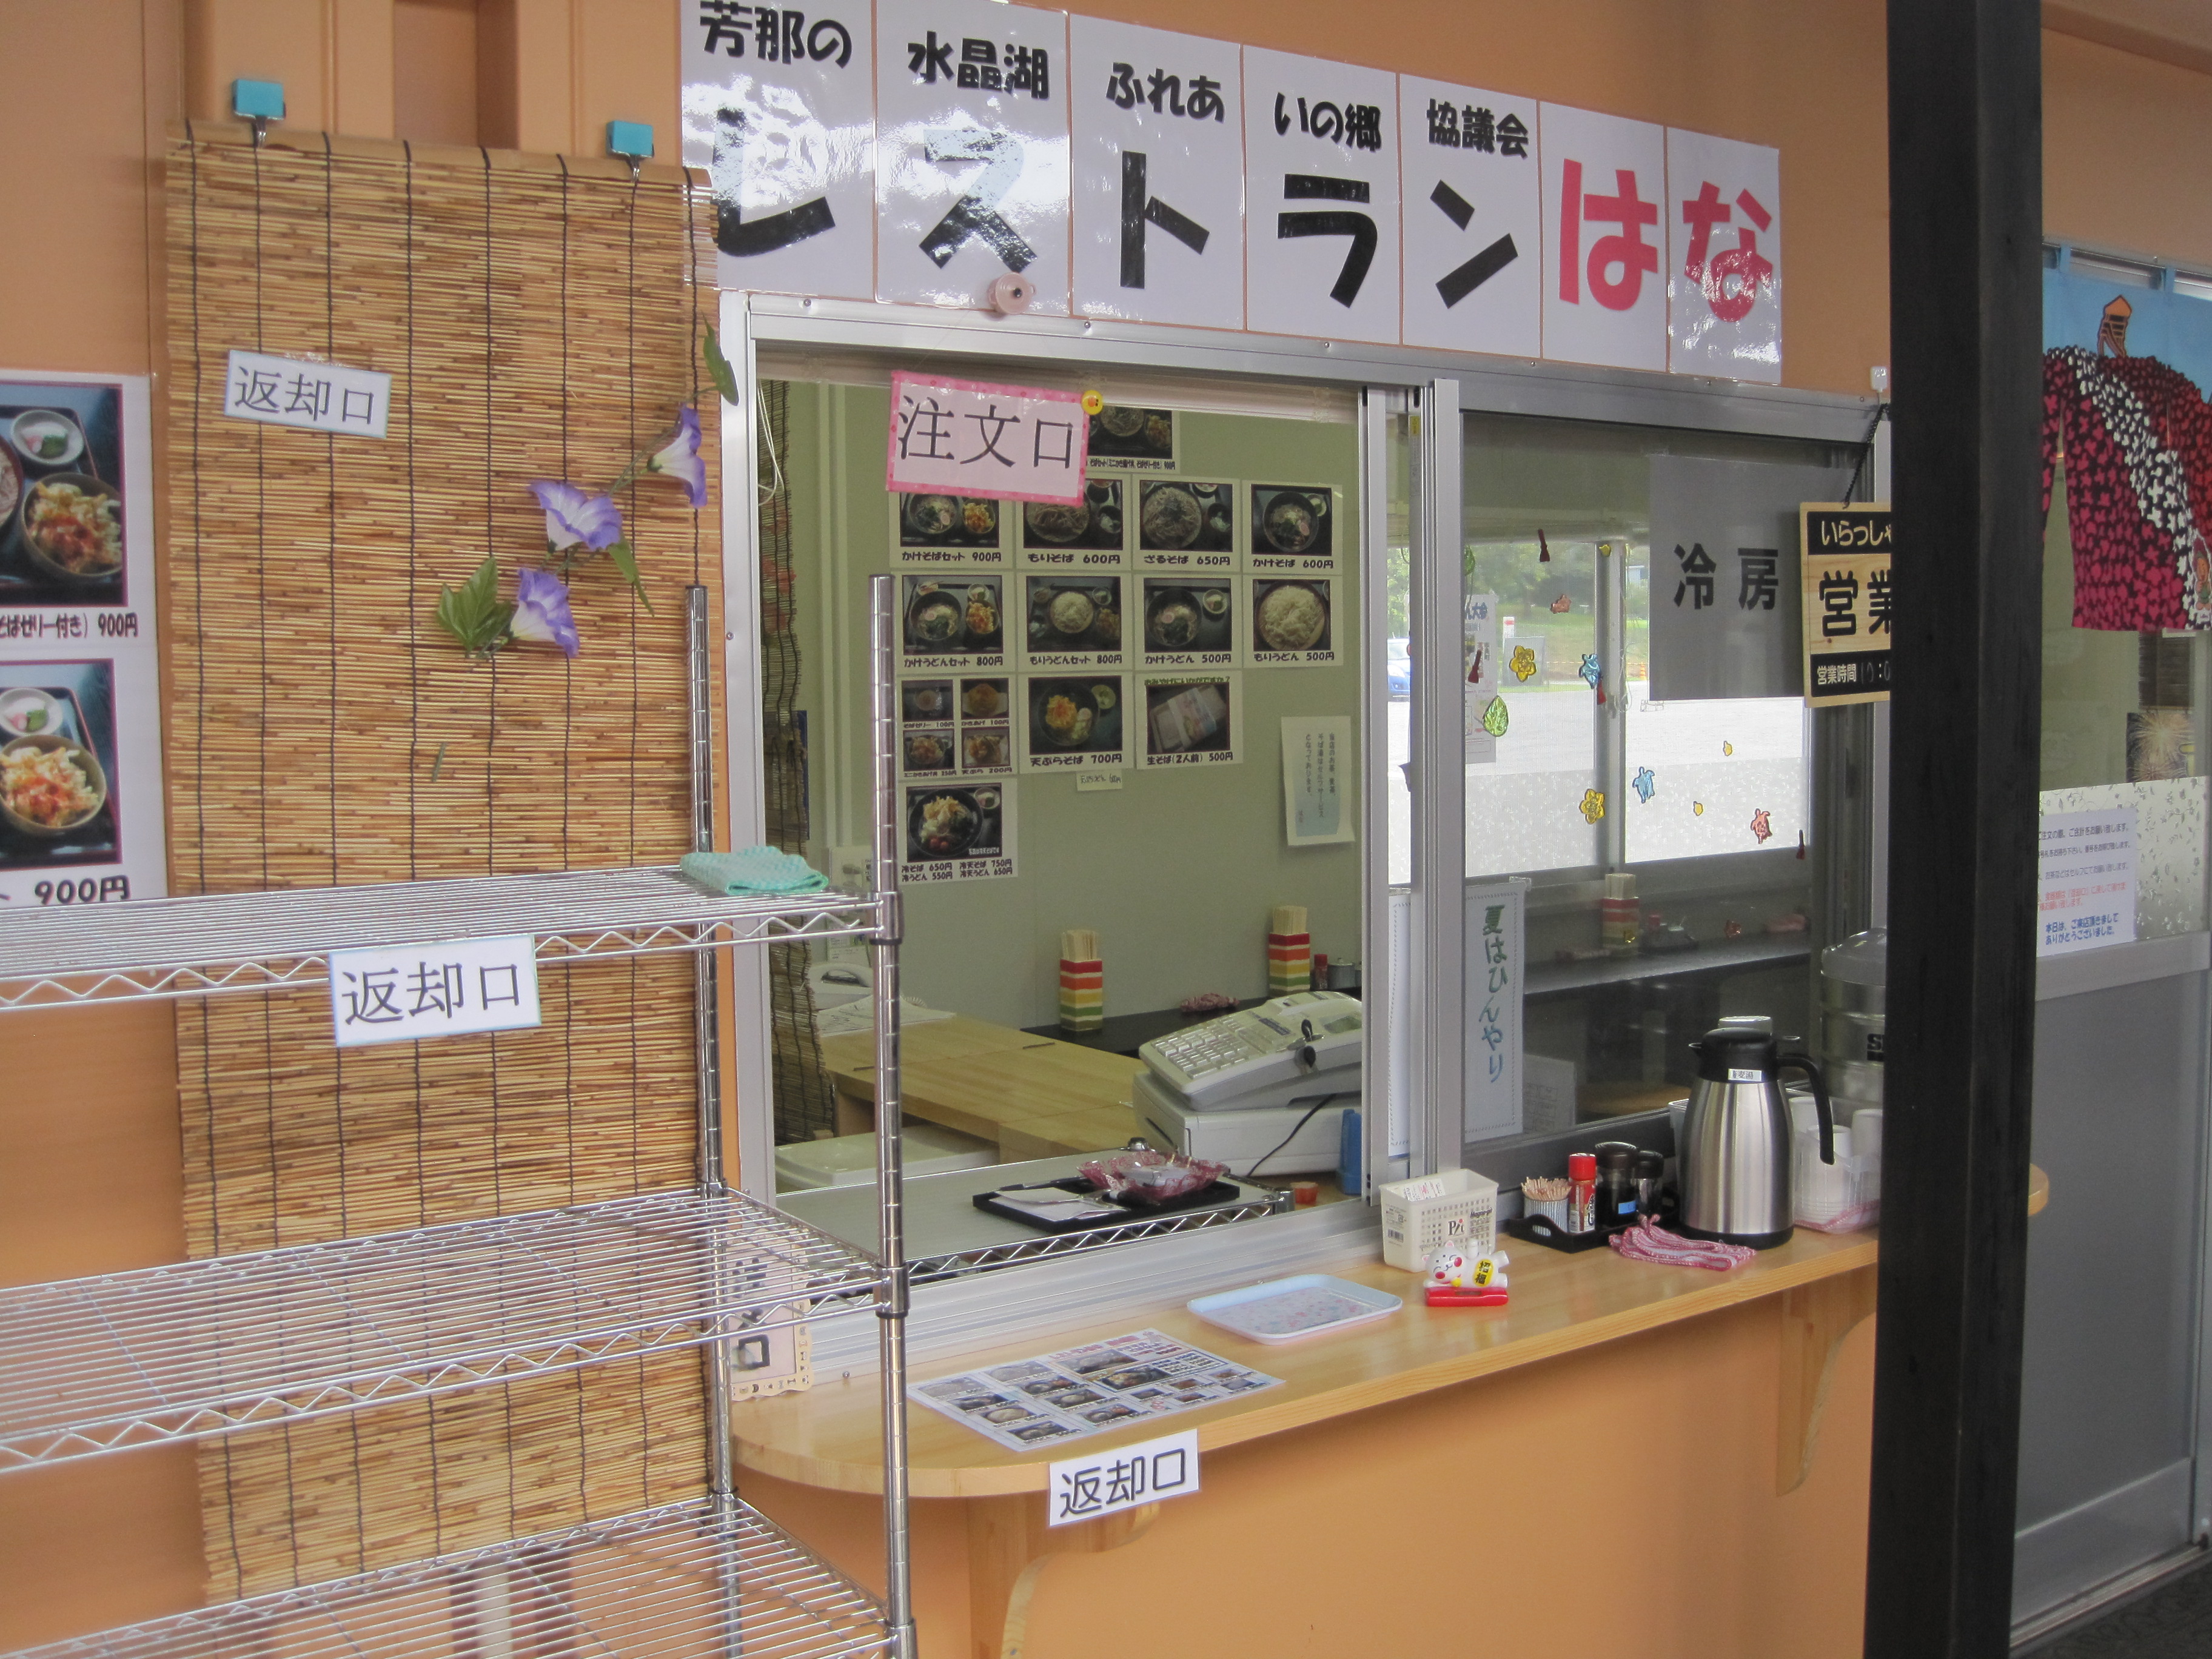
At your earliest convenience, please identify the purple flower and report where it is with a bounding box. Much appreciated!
[510,568,580,657]
[648,406,707,508]
[528,479,623,552]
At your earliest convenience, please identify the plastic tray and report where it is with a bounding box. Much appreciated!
[971,1177,1242,1234]
[1186,1273,1403,1344]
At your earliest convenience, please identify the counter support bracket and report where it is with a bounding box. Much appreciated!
[967,1494,1159,1659]
[1778,1262,1878,1496]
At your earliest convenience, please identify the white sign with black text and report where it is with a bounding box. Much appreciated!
[683,1,876,301]
[1665,127,1782,383]
[329,934,543,1048]
[1282,714,1353,846]
[223,350,391,439]
[1539,103,1668,373]
[1398,76,1540,358]
[876,0,1071,312]
[1070,18,1244,330]
[1050,1429,1199,1526]
[1241,47,1400,345]
[2037,807,2137,957]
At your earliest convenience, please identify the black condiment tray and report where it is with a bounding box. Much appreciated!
[972,1177,1243,1235]
[1503,1214,1621,1253]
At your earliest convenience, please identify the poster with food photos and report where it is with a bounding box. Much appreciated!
[1141,672,1241,767]
[902,674,1020,777]
[955,674,1017,775]
[902,779,1016,883]
[1022,575,1129,670]
[1138,576,1236,669]
[896,491,1009,568]
[899,677,961,778]
[1135,478,1237,572]
[1019,478,1127,568]
[1249,577,1337,667]
[900,574,1007,672]
[1025,674,1128,771]
[1246,484,1337,575]
[1085,404,1178,472]
[0,372,167,907]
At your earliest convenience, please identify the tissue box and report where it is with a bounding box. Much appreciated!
[1379,1167,1498,1270]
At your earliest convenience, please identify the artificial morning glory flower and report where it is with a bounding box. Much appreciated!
[510,567,580,657]
[648,406,706,508]
[528,479,623,552]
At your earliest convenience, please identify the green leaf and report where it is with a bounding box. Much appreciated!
[606,539,652,614]
[433,556,515,657]
[702,326,740,407]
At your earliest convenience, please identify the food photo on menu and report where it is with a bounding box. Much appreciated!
[900,574,1004,668]
[1248,483,1334,566]
[1141,577,1235,663]
[1020,479,1124,554]
[1137,480,1234,555]
[1024,575,1126,663]
[1144,674,1238,763]
[0,383,127,606]
[1025,676,1125,768]
[0,660,121,868]
[1250,577,1335,662]
[960,725,1013,774]
[901,782,1009,880]
[1085,404,1177,469]
[897,491,1003,552]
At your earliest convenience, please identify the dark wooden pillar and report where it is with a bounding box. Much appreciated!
[1866,2,2043,1655]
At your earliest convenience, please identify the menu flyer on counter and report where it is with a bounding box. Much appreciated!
[0,372,166,911]
[911,1328,1282,1450]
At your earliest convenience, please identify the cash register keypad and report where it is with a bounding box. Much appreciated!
[1156,1027,1262,1079]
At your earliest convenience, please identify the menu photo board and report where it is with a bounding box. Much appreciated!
[0,372,166,911]
[1799,503,1893,708]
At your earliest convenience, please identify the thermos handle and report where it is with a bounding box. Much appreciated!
[1780,1053,1835,1165]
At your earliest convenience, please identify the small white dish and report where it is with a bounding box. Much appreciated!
[1187,1273,1403,1344]
[8,411,84,469]
[0,688,64,739]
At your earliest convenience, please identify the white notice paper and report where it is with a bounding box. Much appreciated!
[329,934,543,1047]
[1538,103,1667,372]
[886,372,1088,504]
[876,0,1071,312]
[1398,77,1540,357]
[1050,1429,1199,1526]
[1242,47,1400,345]
[1070,18,1244,329]
[2037,807,2137,957]
[1282,714,1353,845]
[224,350,390,439]
[1666,127,1782,383]
[682,0,876,301]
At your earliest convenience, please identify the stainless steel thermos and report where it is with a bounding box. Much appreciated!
[1677,1026,1834,1248]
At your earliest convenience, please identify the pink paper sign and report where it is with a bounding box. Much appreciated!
[886,371,1089,505]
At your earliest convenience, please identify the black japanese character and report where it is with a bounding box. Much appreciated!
[919,129,1035,271]
[908,29,951,82]
[233,367,282,414]
[1818,570,1861,637]
[1119,149,1210,289]
[1185,75,1225,122]
[1307,100,1342,143]
[406,962,464,1017]
[896,395,957,461]
[712,107,834,256]
[1057,1466,1104,1519]
[962,403,1022,468]
[1272,92,1293,136]
[1737,548,1778,611]
[1429,181,1518,307]
[1104,61,1139,109]
[284,375,332,420]
[1342,103,1382,153]
[1495,112,1530,158]
[1673,542,1716,609]
[1005,44,1048,99]
[1279,173,1376,307]
[700,0,752,56]
[957,38,1002,91]
[1033,418,1078,468]
[480,965,525,1008]
[1104,1456,1148,1506]
[1866,568,1894,635]
[1427,99,1460,148]
[340,969,403,1026]
[1465,106,1495,153]
[1145,69,1184,116]
[755,7,799,62]
[807,18,851,65]
[340,387,378,425]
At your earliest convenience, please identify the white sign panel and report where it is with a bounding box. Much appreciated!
[1465,877,1526,1141]
[1242,47,1400,345]
[2037,807,2137,957]
[1666,127,1781,382]
[1070,18,1243,329]
[886,371,1087,503]
[1282,714,1353,845]
[329,934,543,1048]
[1539,104,1667,372]
[683,1,875,301]
[876,0,1071,313]
[1050,1429,1199,1526]
[1398,78,1540,357]
[223,350,390,438]
[0,372,167,913]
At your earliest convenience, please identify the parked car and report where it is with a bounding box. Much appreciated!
[1386,637,1411,699]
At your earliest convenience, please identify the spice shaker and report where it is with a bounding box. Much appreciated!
[1633,1149,1666,1218]
[1594,1142,1637,1231]
[1567,1151,1598,1233]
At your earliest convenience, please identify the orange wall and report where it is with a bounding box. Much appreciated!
[2046,28,2212,268]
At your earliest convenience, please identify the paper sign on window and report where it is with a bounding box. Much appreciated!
[1398,76,1539,357]
[329,934,543,1048]
[886,372,1088,504]
[1667,128,1781,383]
[1538,103,1667,372]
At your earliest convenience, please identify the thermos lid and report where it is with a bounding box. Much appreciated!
[1691,1024,1778,1083]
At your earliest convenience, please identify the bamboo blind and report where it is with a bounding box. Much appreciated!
[163,125,720,1598]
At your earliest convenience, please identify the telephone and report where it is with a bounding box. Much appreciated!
[1138,990,1363,1111]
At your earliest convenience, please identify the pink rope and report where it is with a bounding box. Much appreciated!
[1607,1215,1757,1271]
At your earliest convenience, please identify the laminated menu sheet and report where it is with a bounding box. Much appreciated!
[911,1329,1282,1450]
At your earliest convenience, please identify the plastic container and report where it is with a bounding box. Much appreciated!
[1187,1273,1403,1343]
[1821,929,1887,1114]
[1378,1167,1498,1269]
[773,1123,996,1190]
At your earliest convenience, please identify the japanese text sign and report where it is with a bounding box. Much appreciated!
[1463,878,1525,1141]
[886,372,1088,503]
[1667,128,1781,381]
[1539,104,1667,372]
[1049,1429,1198,1526]
[683,2,875,301]
[1798,504,1893,708]
[2037,807,2137,957]
[1399,76,1539,358]
[1282,715,1353,845]
[328,934,543,1048]
[1242,46,1400,346]
[876,0,1071,312]
[223,350,390,439]
[1070,17,1244,330]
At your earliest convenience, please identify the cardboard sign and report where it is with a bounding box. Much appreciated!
[1398,76,1540,357]
[683,0,876,301]
[329,935,542,1047]
[1070,17,1244,329]
[1539,103,1667,372]
[1800,503,1894,707]
[1667,127,1782,383]
[886,372,1088,503]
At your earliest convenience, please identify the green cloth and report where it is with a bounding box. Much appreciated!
[680,847,829,897]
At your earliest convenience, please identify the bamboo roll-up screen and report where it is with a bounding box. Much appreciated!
[164,125,720,1598]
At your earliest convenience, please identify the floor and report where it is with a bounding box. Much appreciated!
[2026,1553,2212,1656]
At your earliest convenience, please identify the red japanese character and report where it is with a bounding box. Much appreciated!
[1681,182,1773,324]
[1561,161,1658,312]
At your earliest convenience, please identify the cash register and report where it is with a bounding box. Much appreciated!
[1132,990,1361,1176]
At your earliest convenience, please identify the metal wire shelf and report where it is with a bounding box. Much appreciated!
[910,1192,1287,1282]
[0,866,885,1010]
[7,1497,890,1659]
[0,1191,888,1469]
